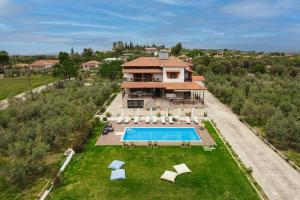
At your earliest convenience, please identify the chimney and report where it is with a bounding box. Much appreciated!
[159,49,169,60]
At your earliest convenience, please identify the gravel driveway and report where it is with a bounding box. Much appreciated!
[205,91,300,200]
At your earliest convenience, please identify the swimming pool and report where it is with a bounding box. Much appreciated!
[121,127,201,142]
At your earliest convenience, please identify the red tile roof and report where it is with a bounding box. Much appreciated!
[122,56,191,68]
[121,82,207,90]
[192,76,205,81]
[30,60,59,68]
[165,82,206,90]
[122,68,162,73]
[81,60,101,67]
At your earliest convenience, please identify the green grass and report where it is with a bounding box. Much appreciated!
[282,150,300,167]
[49,122,260,200]
[0,75,58,100]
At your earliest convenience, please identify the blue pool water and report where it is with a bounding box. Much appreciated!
[122,127,201,142]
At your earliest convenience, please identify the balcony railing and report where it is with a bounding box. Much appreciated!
[127,93,153,98]
[124,78,163,82]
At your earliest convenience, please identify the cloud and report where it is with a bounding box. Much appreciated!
[221,0,294,19]
[154,0,184,5]
[40,20,121,29]
[99,9,156,22]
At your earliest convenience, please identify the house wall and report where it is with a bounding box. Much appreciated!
[162,67,185,82]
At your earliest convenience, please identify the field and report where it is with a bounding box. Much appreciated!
[0,75,57,100]
[49,122,260,200]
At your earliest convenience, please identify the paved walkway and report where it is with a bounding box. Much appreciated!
[204,91,300,200]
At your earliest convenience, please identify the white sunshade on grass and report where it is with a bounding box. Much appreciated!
[173,163,192,175]
[160,171,178,182]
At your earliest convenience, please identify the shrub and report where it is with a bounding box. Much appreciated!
[105,112,111,117]
[156,112,161,117]
[102,117,107,121]
[53,175,61,188]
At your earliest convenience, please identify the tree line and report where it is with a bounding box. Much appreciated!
[192,54,300,152]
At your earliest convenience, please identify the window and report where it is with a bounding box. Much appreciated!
[127,100,144,108]
[167,72,179,79]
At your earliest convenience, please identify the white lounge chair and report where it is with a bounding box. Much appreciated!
[145,116,150,124]
[161,116,166,124]
[117,116,123,124]
[168,116,173,124]
[193,116,199,124]
[134,116,139,124]
[124,116,130,124]
[152,116,157,124]
[186,116,191,124]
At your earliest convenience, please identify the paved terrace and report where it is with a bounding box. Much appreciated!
[102,94,205,118]
[96,121,216,146]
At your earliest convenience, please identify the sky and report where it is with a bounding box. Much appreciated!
[0,0,300,55]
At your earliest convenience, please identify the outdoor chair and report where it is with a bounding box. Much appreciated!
[130,142,135,148]
[181,141,186,148]
[147,141,153,148]
[186,142,191,148]
[153,141,158,148]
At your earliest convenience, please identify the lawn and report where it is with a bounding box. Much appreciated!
[0,75,58,100]
[49,122,260,200]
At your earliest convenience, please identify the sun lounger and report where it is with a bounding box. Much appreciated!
[134,116,139,124]
[145,116,150,124]
[161,116,166,124]
[186,116,191,124]
[117,116,123,124]
[152,116,157,124]
[168,116,173,124]
[193,116,199,124]
[153,141,158,148]
[124,116,130,124]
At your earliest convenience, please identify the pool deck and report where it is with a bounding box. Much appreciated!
[96,121,216,146]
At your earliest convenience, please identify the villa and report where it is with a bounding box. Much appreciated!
[30,59,59,71]
[81,60,101,71]
[121,50,207,108]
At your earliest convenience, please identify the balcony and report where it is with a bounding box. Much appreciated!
[124,77,163,82]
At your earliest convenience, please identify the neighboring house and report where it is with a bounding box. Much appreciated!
[145,47,157,54]
[13,63,30,70]
[81,60,101,71]
[30,60,59,71]
[103,57,122,62]
[121,50,207,108]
